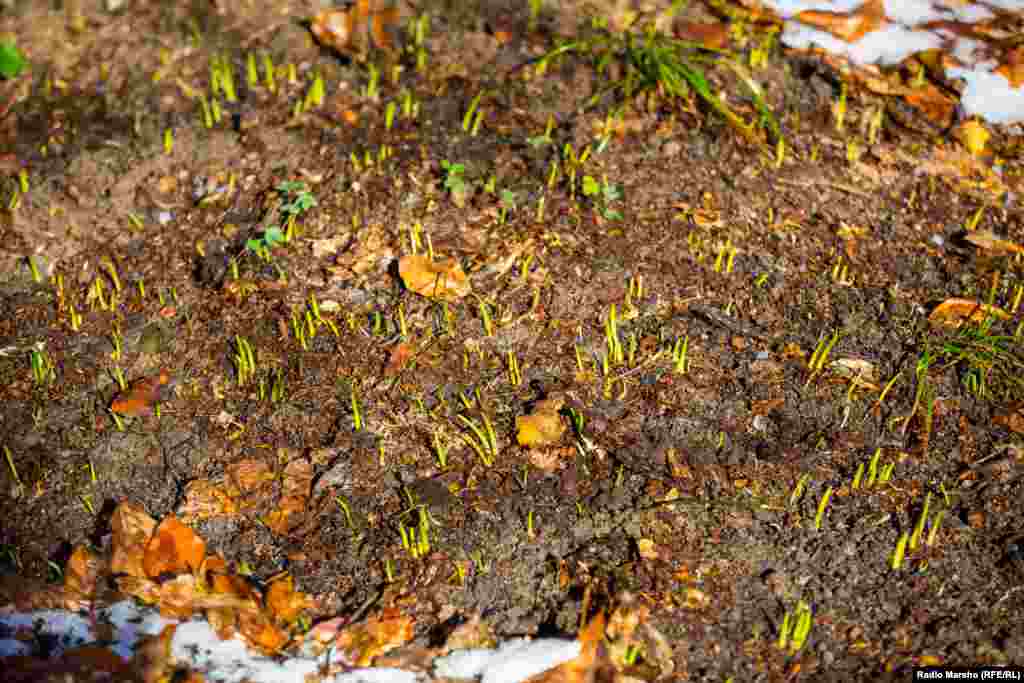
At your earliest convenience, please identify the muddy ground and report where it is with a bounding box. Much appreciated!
[2,0,1024,680]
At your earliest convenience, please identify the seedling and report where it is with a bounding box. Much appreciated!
[814,486,833,530]
[3,446,21,488]
[440,160,468,206]
[498,189,516,224]
[582,174,622,221]
[459,413,498,466]
[777,601,813,654]
[233,336,256,386]
[29,347,55,386]
[672,335,689,374]
[0,40,26,79]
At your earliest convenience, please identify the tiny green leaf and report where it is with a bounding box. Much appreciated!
[0,41,26,79]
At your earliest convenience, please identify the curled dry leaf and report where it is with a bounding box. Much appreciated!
[226,459,275,498]
[929,298,1010,328]
[265,574,313,625]
[398,254,471,302]
[335,606,415,666]
[111,369,174,417]
[310,0,401,55]
[238,609,290,655]
[143,515,207,579]
[63,545,102,600]
[178,480,238,522]
[794,0,885,43]
[516,398,566,448]
[109,501,157,578]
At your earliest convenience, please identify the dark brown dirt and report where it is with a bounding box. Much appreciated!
[2,0,1024,680]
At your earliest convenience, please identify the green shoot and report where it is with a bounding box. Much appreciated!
[459,414,498,466]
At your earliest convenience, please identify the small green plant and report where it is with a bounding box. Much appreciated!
[246,181,316,254]
[459,413,498,466]
[440,160,469,207]
[582,174,622,220]
[777,601,813,654]
[0,40,26,79]
[537,12,781,147]
[29,347,55,386]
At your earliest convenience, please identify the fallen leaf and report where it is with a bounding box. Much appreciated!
[995,45,1024,88]
[994,405,1024,435]
[226,459,274,500]
[335,606,415,666]
[109,502,157,578]
[929,298,1011,328]
[399,254,471,301]
[795,0,885,43]
[384,342,415,375]
[516,398,566,448]
[143,515,207,579]
[111,370,174,417]
[63,545,102,599]
[265,574,313,625]
[673,21,729,49]
[310,0,401,56]
[157,574,201,619]
[178,480,238,522]
[238,609,290,655]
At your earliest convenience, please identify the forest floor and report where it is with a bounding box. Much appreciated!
[1,0,1024,680]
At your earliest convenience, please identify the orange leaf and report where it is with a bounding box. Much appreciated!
[111,370,174,417]
[110,502,157,578]
[335,606,414,666]
[795,0,885,43]
[516,398,566,448]
[227,459,274,497]
[178,480,238,522]
[385,342,415,375]
[398,254,471,302]
[265,574,313,625]
[995,45,1024,89]
[63,545,102,599]
[157,574,202,619]
[143,515,207,579]
[928,298,1010,328]
[238,609,290,655]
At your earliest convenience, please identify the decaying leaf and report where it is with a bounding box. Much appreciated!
[335,606,415,666]
[384,341,415,375]
[310,0,401,56]
[111,369,175,416]
[265,574,313,625]
[110,502,157,578]
[142,515,207,579]
[399,254,471,302]
[178,480,238,522]
[929,298,1011,328]
[64,545,102,600]
[794,0,885,43]
[238,609,290,655]
[516,398,566,448]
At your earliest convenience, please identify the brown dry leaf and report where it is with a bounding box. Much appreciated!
[281,457,313,499]
[384,342,415,375]
[116,575,161,605]
[516,398,566,448]
[995,45,1024,88]
[963,229,1024,256]
[993,405,1024,435]
[130,623,177,683]
[178,480,238,522]
[795,0,885,43]
[335,606,415,666]
[399,254,471,302]
[929,298,1011,328]
[310,0,401,56]
[111,369,174,417]
[953,119,991,157]
[157,574,202,619]
[265,574,314,625]
[110,501,157,578]
[143,515,207,579]
[311,234,349,260]
[673,21,729,49]
[238,609,291,655]
[63,545,102,600]
[903,83,958,127]
[227,459,275,497]
[263,495,307,536]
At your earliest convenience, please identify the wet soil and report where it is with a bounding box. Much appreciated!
[2,0,1024,680]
